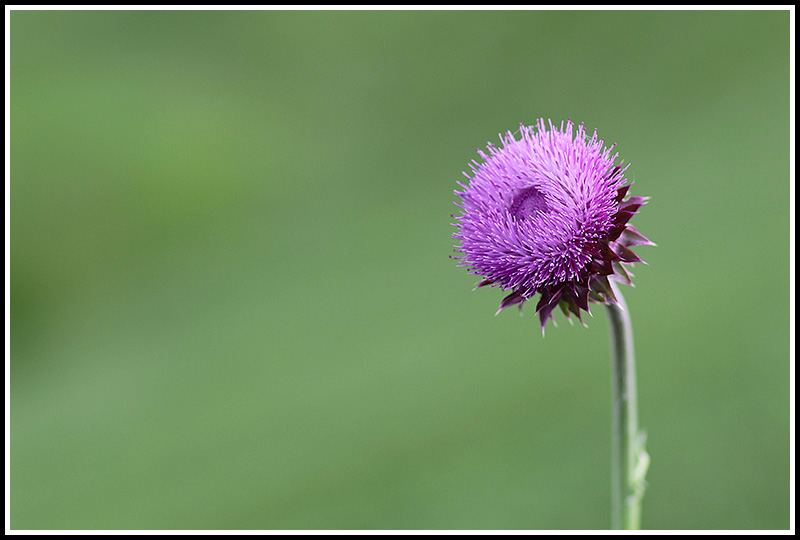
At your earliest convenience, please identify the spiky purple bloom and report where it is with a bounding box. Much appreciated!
[452,119,653,331]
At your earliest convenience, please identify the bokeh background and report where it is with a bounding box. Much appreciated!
[10,10,790,530]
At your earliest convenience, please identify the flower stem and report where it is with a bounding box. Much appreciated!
[605,281,649,530]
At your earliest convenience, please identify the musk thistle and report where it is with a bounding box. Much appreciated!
[452,118,653,332]
[452,119,653,529]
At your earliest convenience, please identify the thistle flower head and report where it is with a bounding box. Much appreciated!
[452,119,653,331]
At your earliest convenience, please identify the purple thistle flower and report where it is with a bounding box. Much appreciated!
[452,119,653,332]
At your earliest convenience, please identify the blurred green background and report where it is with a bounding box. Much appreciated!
[10,10,790,530]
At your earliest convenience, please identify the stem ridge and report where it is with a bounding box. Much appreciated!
[605,281,648,530]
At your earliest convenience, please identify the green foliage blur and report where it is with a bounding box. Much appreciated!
[10,10,790,530]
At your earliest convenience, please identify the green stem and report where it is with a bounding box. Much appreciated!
[605,280,649,530]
